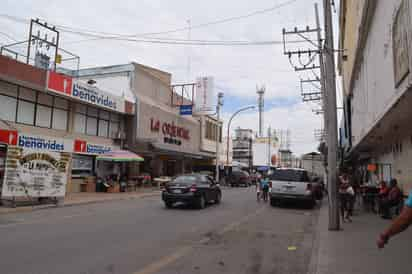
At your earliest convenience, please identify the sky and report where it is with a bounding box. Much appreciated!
[0,0,342,156]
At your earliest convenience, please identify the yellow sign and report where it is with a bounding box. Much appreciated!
[55,54,62,64]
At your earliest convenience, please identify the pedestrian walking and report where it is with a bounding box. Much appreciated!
[377,185,412,248]
[256,181,261,202]
[260,176,270,202]
[339,173,353,222]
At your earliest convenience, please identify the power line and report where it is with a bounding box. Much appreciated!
[0,0,298,43]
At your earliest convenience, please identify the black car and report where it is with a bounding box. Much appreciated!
[228,170,251,187]
[162,174,222,209]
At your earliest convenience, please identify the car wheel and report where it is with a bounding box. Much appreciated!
[215,192,222,204]
[270,198,277,207]
[197,195,206,209]
[164,201,173,209]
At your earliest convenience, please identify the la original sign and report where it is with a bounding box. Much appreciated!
[150,118,190,140]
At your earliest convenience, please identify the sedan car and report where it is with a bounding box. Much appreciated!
[162,174,222,209]
[228,170,251,187]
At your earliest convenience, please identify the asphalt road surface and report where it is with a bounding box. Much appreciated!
[0,187,319,274]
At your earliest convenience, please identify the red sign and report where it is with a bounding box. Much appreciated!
[74,139,87,153]
[0,129,18,145]
[47,71,72,95]
[150,118,190,140]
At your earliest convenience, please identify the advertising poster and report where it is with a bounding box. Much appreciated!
[194,76,215,115]
[1,146,71,198]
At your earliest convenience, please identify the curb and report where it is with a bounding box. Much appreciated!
[307,200,326,274]
[0,191,160,215]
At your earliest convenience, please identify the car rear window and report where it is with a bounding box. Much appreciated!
[270,170,309,182]
[171,175,198,184]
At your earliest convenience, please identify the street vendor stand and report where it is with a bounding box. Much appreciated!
[96,150,144,193]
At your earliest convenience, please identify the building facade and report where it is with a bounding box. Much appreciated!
[339,0,412,191]
[301,152,325,177]
[71,63,222,178]
[232,128,253,169]
[0,55,135,198]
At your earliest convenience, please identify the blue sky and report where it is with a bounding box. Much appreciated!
[0,0,341,155]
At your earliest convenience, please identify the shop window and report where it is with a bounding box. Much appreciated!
[74,113,86,133]
[35,105,52,128]
[52,108,68,130]
[72,154,94,177]
[100,110,110,120]
[111,113,120,122]
[17,100,35,125]
[86,116,98,135]
[98,119,109,137]
[87,106,99,117]
[0,94,17,122]
[109,121,120,138]
[76,103,87,114]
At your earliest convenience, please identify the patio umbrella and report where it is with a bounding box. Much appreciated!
[96,150,144,162]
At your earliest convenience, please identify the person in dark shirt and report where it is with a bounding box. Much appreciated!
[379,179,402,219]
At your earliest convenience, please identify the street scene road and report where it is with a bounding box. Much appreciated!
[0,188,318,274]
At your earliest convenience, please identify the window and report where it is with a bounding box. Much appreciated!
[98,119,109,137]
[37,93,53,106]
[74,113,86,133]
[54,97,68,110]
[0,95,17,122]
[52,108,68,130]
[19,87,36,101]
[205,120,221,142]
[35,105,52,127]
[72,154,94,177]
[109,121,120,138]
[86,116,98,135]
[17,100,35,125]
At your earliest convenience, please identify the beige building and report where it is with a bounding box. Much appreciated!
[73,63,222,177]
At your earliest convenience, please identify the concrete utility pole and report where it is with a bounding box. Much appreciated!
[322,0,340,230]
[215,92,224,183]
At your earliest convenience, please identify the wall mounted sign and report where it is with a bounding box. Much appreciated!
[47,71,126,113]
[73,139,116,155]
[150,118,190,140]
[393,0,410,87]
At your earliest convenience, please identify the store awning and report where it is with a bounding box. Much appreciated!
[96,150,144,162]
[150,143,215,160]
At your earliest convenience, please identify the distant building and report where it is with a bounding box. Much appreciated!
[252,136,277,167]
[232,128,253,169]
[301,152,325,177]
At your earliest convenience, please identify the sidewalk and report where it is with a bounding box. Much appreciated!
[0,189,161,215]
[312,201,412,274]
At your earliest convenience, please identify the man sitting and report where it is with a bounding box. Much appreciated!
[380,179,402,219]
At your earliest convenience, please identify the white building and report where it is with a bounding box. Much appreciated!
[339,0,412,191]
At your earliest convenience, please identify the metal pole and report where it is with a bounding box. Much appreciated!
[215,93,223,183]
[322,0,340,230]
[26,19,33,64]
[226,106,256,165]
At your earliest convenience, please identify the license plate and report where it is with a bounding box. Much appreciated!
[283,187,296,192]
[172,189,182,194]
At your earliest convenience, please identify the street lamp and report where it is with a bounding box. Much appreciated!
[226,105,256,165]
[215,92,224,183]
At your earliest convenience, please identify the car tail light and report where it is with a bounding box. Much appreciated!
[189,184,197,192]
[269,182,272,188]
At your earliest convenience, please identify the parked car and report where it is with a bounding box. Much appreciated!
[162,174,222,209]
[228,170,251,187]
[269,168,316,208]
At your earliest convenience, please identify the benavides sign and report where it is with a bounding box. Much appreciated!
[47,71,126,113]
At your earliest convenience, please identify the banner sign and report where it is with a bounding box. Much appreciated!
[194,76,215,115]
[2,146,70,198]
[0,129,18,145]
[74,139,116,155]
[72,81,125,113]
[46,71,126,113]
[179,105,193,116]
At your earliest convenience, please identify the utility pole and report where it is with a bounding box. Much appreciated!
[257,86,265,137]
[323,0,340,230]
[215,92,224,183]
